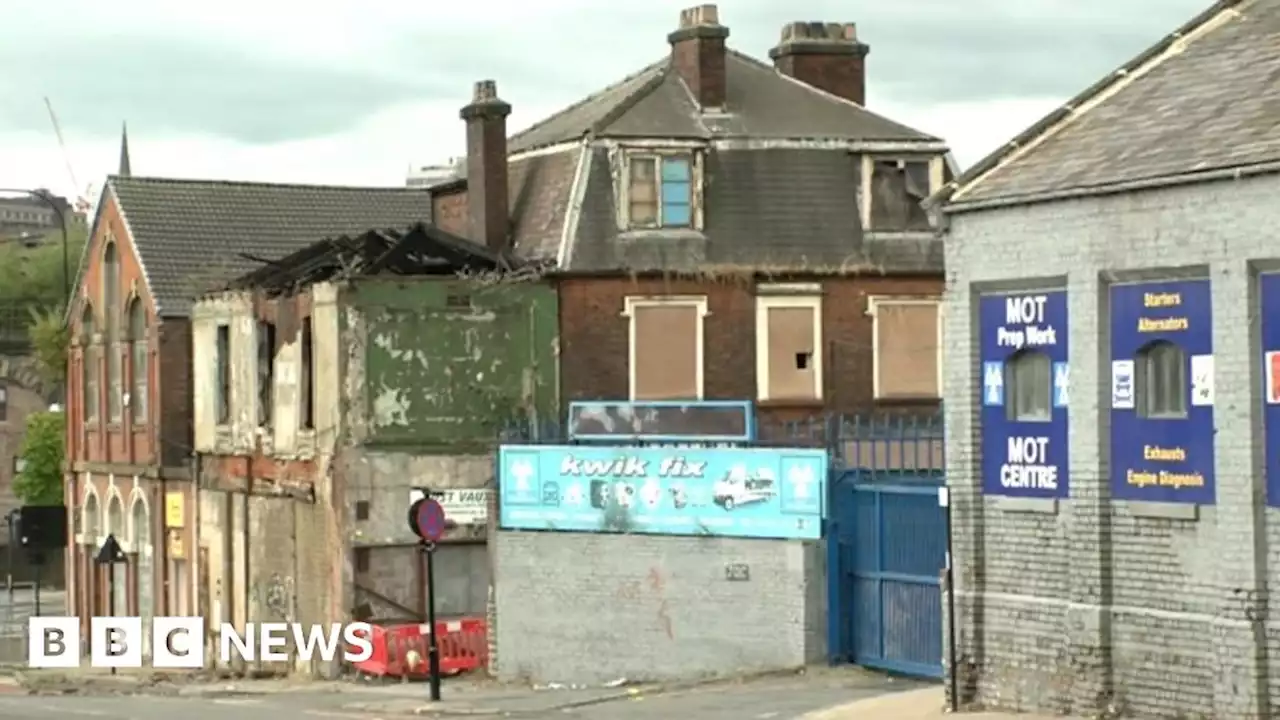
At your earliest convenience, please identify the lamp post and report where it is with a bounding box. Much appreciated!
[0,189,71,302]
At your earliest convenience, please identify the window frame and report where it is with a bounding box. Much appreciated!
[1004,349,1053,422]
[621,295,709,401]
[754,287,824,402]
[81,303,99,423]
[620,149,704,231]
[1136,340,1187,420]
[102,239,123,423]
[300,317,315,431]
[0,383,7,423]
[127,296,148,425]
[256,320,276,428]
[215,323,231,426]
[868,295,943,400]
[860,155,945,232]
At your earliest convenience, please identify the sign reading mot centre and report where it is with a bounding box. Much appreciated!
[979,290,1069,498]
[1109,279,1214,504]
[498,445,827,539]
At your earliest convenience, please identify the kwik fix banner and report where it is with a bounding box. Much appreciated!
[497,445,827,540]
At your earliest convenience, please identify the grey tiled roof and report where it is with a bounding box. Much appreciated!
[109,176,431,316]
[508,50,937,154]
[944,0,1274,207]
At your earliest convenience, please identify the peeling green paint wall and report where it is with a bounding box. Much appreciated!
[346,279,558,449]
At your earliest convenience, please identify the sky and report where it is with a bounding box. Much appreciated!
[0,0,1212,202]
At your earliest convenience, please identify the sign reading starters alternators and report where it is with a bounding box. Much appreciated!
[407,494,447,543]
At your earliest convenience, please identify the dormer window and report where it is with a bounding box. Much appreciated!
[863,156,944,232]
[622,151,702,230]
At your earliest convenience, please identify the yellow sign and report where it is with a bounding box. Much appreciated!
[165,493,184,528]
[167,529,185,559]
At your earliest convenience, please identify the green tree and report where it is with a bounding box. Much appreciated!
[0,222,88,384]
[13,411,65,506]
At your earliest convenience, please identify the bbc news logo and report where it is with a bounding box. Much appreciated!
[28,617,374,668]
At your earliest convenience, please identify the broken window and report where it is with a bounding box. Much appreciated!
[354,547,370,574]
[1137,340,1186,419]
[0,384,7,423]
[1005,350,1051,422]
[872,299,941,399]
[627,154,694,229]
[756,295,822,401]
[215,324,230,425]
[257,321,276,427]
[627,298,703,400]
[868,158,933,231]
[355,500,369,521]
[128,298,148,424]
[301,317,314,430]
[82,304,99,422]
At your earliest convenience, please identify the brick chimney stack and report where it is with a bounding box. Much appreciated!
[460,80,512,254]
[769,22,869,106]
[668,4,729,109]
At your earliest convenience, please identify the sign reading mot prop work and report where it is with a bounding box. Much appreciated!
[1109,279,1214,504]
[497,445,826,540]
[979,290,1069,499]
[1260,274,1280,507]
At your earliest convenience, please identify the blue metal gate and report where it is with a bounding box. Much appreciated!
[826,419,947,678]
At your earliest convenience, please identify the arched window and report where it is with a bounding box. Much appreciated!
[128,298,148,423]
[1005,349,1052,422]
[81,304,99,421]
[1137,340,1186,419]
[103,241,122,422]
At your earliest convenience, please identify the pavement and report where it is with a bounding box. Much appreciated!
[0,665,966,719]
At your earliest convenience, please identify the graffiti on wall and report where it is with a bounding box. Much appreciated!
[254,572,296,621]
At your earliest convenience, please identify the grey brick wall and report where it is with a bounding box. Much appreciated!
[492,531,825,684]
[943,174,1280,719]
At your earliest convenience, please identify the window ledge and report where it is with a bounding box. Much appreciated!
[863,230,938,241]
[758,398,824,410]
[618,228,706,241]
[874,396,942,405]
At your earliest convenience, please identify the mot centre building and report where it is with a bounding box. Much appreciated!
[932,1,1280,718]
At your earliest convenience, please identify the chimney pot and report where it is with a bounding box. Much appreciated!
[460,80,512,255]
[669,4,730,109]
[679,4,720,29]
[769,21,869,105]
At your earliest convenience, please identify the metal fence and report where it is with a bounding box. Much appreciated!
[0,584,65,664]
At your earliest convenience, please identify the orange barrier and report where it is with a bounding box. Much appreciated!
[350,618,488,680]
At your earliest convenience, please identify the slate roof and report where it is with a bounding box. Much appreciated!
[508,50,938,154]
[941,0,1275,209]
[105,176,431,316]
[488,42,946,273]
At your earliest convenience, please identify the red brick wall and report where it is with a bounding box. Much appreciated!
[556,275,943,429]
[67,192,169,469]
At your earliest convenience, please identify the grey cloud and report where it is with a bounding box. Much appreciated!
[0,36,457,143]
[0,0,1218,144]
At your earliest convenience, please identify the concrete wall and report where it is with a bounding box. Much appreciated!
[943,174,1280,718]
[493,531,825,685]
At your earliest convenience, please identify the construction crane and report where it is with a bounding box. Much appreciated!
[43,97,93,214]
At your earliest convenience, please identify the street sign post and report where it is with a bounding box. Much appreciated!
[94,534,127,676]
[408,491,448,702]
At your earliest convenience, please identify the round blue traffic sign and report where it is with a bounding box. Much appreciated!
[413,498,447,542]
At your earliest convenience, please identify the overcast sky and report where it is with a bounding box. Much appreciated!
[0,0,1210,201]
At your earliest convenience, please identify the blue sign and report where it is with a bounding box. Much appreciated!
[567,401,754,447]
[1109,279,1214,504]
[979,290,1069,499]
[497,445,826,539]
[1261,274,1280,507]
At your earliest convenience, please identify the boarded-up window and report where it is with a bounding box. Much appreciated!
[874,300,940,398]
[757,296,822,401]
[629,300,702,400]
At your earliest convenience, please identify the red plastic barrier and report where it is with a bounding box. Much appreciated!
[350,618,488,680]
